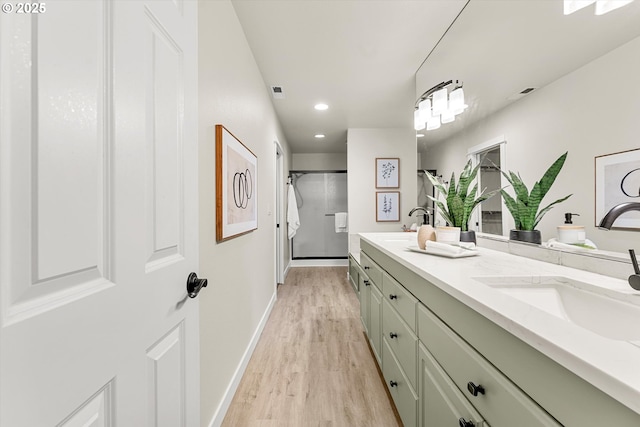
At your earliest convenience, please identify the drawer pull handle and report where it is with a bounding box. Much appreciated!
[389,294,397,300]
[467,382,485,396]
[364,280,370,286]
[364,266,370,270]
[389,332,398,339]
[389,380,398,388]
[458,418,475,427]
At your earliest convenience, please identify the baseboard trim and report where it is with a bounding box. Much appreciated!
[206,291,277,427]
[289,259,348,267]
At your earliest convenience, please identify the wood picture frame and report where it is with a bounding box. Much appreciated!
[216,125,258,241]
[595,148,640,229]
[376,191,400,222]
[376,158,399,188]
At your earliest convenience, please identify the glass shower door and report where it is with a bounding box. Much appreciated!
[291,171,348,259]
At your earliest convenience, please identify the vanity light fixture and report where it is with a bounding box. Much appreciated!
[314,103,329,111]
[414,80,467,131]
[314,134,325,139]
[564,0,634,15]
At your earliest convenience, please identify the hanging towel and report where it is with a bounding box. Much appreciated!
[287,184,300,239]
[335,212,348,233]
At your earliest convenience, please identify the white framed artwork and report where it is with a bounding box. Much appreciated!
[595,148,640,229]
[376,191,400,222]
[376,158,399,188]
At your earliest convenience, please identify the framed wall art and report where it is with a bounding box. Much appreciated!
[376,191,400,222]
[376,158,399,188]
[216,125,258,241]
[595,148,640,229]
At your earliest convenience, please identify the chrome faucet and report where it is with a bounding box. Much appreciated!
[597,202,640,230]
[409,206,431,226]
[598,202,640,290]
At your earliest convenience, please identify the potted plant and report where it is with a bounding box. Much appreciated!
[499,151,572,244]
[424,159,500,244]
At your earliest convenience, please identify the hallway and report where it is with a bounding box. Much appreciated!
[222,267,401,426]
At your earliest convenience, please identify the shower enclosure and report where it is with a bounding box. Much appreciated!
[417,169,437,226]
[290,171,348,259]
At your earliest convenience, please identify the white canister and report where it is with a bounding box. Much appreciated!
[435,226,461,244]
[557,225,586,244]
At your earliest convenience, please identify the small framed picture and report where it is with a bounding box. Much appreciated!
[376,191,400,222]
[595,148,640,229]
[376,158,399,188]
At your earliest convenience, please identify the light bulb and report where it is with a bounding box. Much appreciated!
[449,87,466,115]
[431,88,448,116]
[414,110,425,131]
[418,98,432,124]
[441,109,455,124]
[426,114,441,131]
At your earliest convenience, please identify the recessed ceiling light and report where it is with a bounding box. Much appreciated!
[314,103,329,111]
[314,134,325,139]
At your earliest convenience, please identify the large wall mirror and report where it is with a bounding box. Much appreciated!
[416,0,640,254]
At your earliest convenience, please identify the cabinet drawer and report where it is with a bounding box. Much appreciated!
[382,271,417,330]
[359,273,370,335]
[382,339,417,427]
[418,304,561,427]
[348,256,359,293]
[419,343,487,427]
[383,299,417,390]
[370,284,383,366]
[361,252,382,289]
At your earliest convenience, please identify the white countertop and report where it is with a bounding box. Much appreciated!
[359,232,640,415]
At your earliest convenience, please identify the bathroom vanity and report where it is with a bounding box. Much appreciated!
[349,233,640,426]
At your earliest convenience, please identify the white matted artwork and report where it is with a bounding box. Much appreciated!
[376,191,400,222]
[595,148,640,229]
[376,158,399,188]
[216,125,258,241]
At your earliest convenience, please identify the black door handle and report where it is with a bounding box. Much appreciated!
[187,272,208,298]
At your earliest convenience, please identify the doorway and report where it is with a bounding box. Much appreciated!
[275,141,285,286]
[468,136,507,235]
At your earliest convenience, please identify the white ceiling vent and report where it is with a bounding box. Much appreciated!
[507,87,536,101]
[270,86,285,99]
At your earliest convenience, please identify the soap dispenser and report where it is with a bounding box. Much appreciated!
[417,213,435,249]
[557,213,586,244]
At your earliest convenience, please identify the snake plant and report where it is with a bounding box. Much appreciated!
[499,151,572,231]
[424,159,500,232]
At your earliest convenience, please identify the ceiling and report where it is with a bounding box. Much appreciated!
[232,0,640,154]
[232,0,468,153]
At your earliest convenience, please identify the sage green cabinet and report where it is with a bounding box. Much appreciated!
[419,343,487,427]
[418,304,560,427]
[358,272,370,336]
[348,255,359,294]
[369,283,383,365]
[360,238,640,426]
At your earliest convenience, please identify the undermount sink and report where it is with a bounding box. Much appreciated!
[472,275,640,341]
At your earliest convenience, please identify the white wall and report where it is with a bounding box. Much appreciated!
[198,1,291,425]
[347,128,417,249]
[292,152,347,170]
[423,35,640,253]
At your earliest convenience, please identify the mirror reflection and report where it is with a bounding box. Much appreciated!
[416,0,640,253]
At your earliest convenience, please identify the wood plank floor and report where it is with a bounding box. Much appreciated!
[221,267,402,427]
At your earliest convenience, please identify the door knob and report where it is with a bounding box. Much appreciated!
[187,272,208,298]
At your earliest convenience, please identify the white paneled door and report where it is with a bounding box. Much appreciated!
[0,1,200,425]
